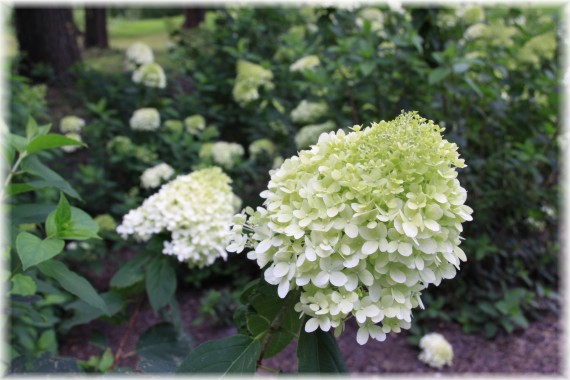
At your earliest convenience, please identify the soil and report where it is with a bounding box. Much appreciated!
[59,285,563,375]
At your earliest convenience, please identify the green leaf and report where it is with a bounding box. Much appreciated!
[6,183,36,197]
[452,62,470,74]
[145,257,176,312]
[20,156,81,199]
[359,61,376,76]
[98,348,114,372]
[54,193,72,229]
[10,274,37,296]
[111,255,149,288]
[298,326,348,373]
[38,329,58,354]
[136,322,192,373]
[9,134,28,153]
[177,335,260,374]
[464,77,483,97]
[10,204,56,226]
[46,206,100,240]
[61,292,125,331]
[16,232,65,270]
[25,116,38,140]
[37,260,109,315]
[428,67,451,85]
[27,134,85,154]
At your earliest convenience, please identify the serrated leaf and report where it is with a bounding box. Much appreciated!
[177,334,260,374]
[16,232,65,270]
[27,134,85,154]
[145,256,176,312]
[37,260,108,315]
[298,326,348,373]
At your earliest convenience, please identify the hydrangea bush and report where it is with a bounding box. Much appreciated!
[228,112,473,344]
[118,167,241,268]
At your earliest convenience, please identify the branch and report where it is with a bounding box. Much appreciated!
[111,296,145,370]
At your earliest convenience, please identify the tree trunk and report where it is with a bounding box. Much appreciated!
[182,8,206,29]
[14,7,81,84]
[84,7,108,49]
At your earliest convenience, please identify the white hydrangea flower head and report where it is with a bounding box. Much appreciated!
[456,6,485,24]
[132,62,166,88]
[62,133,83,153]
[184,115,206,135]
[117,167,240,268]
[295,120,336,149]
[464,23,486,40]
[125,42,154,70]
[200,141,245,169]
[60,116,85,133]
[291,100,329,125]
[228,111,473,344]
[232,60,274,106]
[356,7,384,32]
[249,139,276,158]
[418,333,453,369]
[140,163,175,189]
[290,55,321,72]
[130,108,161,131]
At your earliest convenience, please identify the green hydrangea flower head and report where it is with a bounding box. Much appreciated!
[517,32,557,67]
[132,62,166,88]
[232,60,274,106]
[184,115,206,135]
[134,146,158,164]
[290,100,329,125]
[228,111,473,344]
[118,167,240,268]
[94,214,117,232]
[458,6,485,25]
[290,55,320,72]
[418,333,453,368]
[60,115,85,133]
[294,120,336,149]
[164,119,184,133]
[249,139,276,158]
[107,136,133,156]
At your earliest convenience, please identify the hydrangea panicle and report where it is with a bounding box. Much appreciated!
[140,163,175,189]
[232,60,274,106]
[130,108,161,131]
[418,333,454,368]
[118,167,240,268]
[227,111,473,344]
[132,62,166,88]
[60,116,85,133]
[125,42,154,70]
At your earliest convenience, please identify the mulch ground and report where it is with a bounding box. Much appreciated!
[59,286,563,375]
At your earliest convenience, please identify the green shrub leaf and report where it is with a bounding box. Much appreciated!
[145,256,176,312]
[27,134,85,154]
[10,273,37,296]
[177,334,260,374]
[297,326,348,373]
[37,260,109,315]
[16,232,65,270]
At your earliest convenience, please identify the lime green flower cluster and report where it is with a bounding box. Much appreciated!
[134,146,158,164]
[130,108,161,131]
[200,141,245,169]
[517,32,557,67]
[107,136,133,155]
[464,20,517,47]
[164,119,184,133]
[294,121,336,149]
[117,167,240,268]
[249,139,276,158]
[232,60,274,106]
[457,6,485,24]
[125,42,154,71]
[290,55,320,72]
[291,100,329,124]
[132,62,166,88]
[184,115,206,135]
[60,115,85,133]
[418,333,454,369]
[227,112,473,345]
[140,162,175,189]
[94,214,117,233]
